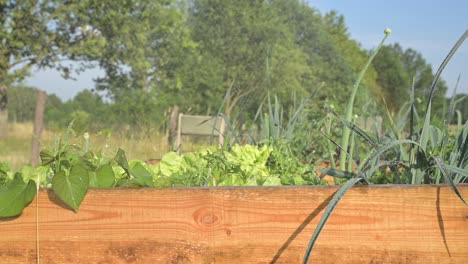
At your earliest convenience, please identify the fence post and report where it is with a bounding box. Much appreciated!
[218,117,225,148]
[176,113,183,154]
[0,84,8,138]
[31,90,46,166]
[168,105,179,149]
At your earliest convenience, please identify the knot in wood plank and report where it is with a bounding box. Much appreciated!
[193,208,221,227]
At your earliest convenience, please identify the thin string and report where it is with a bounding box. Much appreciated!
[36,176,40,264]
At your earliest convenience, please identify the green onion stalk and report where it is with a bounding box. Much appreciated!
[339,28,391,171]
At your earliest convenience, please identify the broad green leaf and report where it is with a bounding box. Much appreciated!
[94,164,116,188]
[262,176,282,186]
[0,173,37,217]
[0,163,8,187]
[19,166,35,182]
[65,153,96,171]
[159,152,182,177]
[114,148,130,174]
[53,166,89,212]
[0,162,8,177]
[40,149,56,165]
[88,172,98,188]
[130,162,153,187]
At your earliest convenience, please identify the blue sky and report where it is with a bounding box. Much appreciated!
[310,0,468,95]
[26,0,467,101]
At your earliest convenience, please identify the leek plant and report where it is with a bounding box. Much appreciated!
[339,29,392,172]
[304,30,468,264]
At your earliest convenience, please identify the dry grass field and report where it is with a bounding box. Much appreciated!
[0,122,177,171]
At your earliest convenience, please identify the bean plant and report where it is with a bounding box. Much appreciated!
[0,125,327,217]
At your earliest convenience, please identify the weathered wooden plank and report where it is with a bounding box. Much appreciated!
[0,185,467,263]
[179,115,224,136]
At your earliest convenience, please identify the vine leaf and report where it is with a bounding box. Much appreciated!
[40,149,56,165]
[114,148,130,175]
[91,164,116,188]
[0,173,37,217]
[131,163,153,187]
[53,165,89,212]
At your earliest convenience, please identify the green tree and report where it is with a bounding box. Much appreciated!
[188,0,308,118]
[60,0,196,123]
[7,85,37,122]
[373,44,448,118]
[399,46,447,119]
[449,93,467,123]
[0,0,100,136]
[44,93,67,129]
[1,0,55,136]
[70,90,104,114]
[269,2,376,115]
[47,0,199,129]
[373,45,411,115]
[321,11,380,115]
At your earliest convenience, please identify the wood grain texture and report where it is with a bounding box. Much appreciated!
[0,185,467,264]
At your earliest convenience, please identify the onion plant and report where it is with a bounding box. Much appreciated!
[304,30,468,264]
[339,29,392,172]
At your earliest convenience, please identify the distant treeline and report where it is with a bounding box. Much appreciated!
[8,84,467,134]
[4,0,467,132]
[7,86,147,133]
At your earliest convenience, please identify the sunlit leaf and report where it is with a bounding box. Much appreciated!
[95,164,116,188]
[114,148,130,173]
[40,149,56,165]
[130,162,153,187]
[53,165,89,212]
[0,173,37,217]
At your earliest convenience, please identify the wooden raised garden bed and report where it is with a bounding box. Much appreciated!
[1,185,467,263]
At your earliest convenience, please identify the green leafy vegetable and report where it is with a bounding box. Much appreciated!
[114,148,131,174]
[129,162,153,187]
[52,166,89,212]
[90,164,115,188]
[0,173,37,217]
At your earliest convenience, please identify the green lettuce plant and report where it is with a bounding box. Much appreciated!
[0,133,325,217]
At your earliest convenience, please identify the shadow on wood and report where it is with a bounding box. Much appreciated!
[0,185,467,263]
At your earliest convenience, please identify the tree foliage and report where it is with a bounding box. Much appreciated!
[60,0,196,102]
[0,0,104,136]
[2,0,456,131]
[187,0,305,117]
[7,85,36,122]
[373,43,448,119]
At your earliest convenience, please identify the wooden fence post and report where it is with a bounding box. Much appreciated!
[176,113,183,154]
[0,84,8,138]
[31,90,46,166]
[168,105,179,149]
[218,117,225,147]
